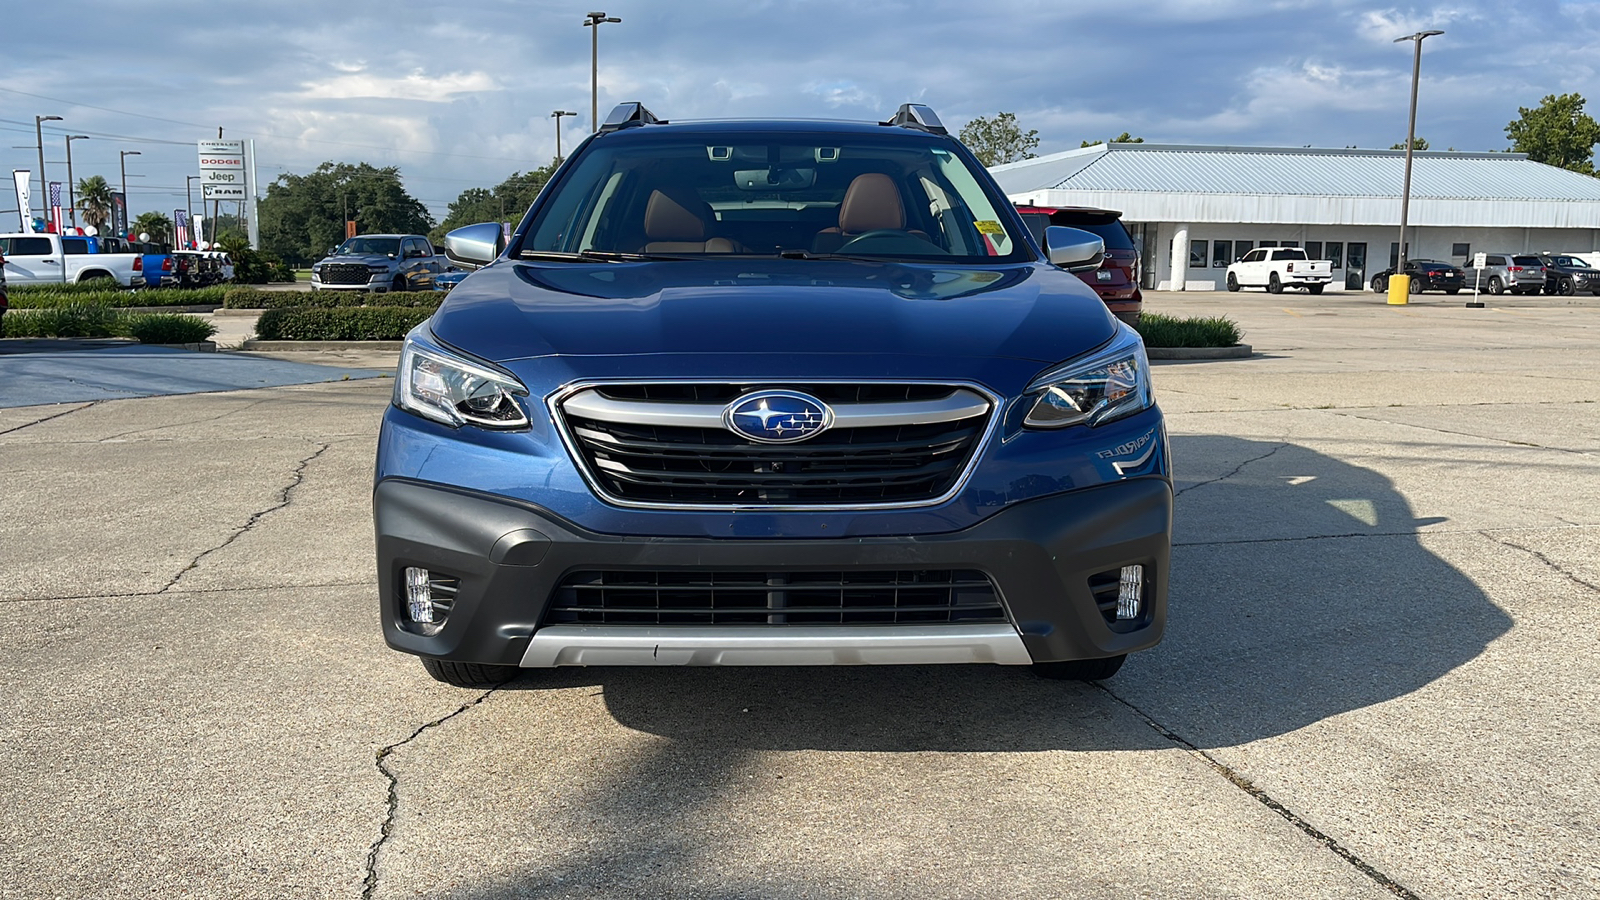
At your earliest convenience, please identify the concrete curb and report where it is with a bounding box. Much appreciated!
[1147,344,1253,360]
[214,308,265,317]
[149,341,218,353]
[240,340,405,351]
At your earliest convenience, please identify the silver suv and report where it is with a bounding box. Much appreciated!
[1460,253,1547,296]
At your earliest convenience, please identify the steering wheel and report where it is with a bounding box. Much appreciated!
[837,229,942,253]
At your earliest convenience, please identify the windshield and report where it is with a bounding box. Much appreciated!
[338,238,401,257]
[1555,256,1590,268]
[524,133,1027,263]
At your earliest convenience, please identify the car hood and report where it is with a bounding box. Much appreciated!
[429,258,1115,365]
[317,254,394,266]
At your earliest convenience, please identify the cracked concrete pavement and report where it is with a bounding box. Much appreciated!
[1,290,1597,898]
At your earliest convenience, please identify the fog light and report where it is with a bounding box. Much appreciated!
[405,566,434,625]
[1117,565,1144,620]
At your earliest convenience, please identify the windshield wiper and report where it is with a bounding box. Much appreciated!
[777,249,884,262]
[518,249,688,263]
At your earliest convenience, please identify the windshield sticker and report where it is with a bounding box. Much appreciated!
[974,220,1005,235]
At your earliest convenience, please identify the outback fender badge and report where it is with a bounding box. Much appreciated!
[723,390,834,444]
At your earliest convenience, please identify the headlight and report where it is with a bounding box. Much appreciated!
[397,331,530,429]
[1023,324,1152,428]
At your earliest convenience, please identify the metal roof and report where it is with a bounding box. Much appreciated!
[991,143,1600,228]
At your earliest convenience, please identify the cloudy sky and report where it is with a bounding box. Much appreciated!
[4,0,1597,223]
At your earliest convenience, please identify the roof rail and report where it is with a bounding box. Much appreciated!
[884,103,947,135]
[599,102,665,133]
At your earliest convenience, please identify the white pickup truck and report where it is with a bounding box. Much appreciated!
[0,232,146,288]
[1226,246,1332,294]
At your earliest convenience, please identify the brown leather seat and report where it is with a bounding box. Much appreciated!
[642,189,742,253]
[812,173,924,253]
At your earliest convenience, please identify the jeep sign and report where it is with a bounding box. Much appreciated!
[197,140,245,185]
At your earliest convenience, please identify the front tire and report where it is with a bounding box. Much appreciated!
[1371,274,1388,293]
[420,657,520,688]
[1033,655,1127,682]
[391,274,407,293]
[1559,278,1576,296]
[1267,272,1283,294]
[1226,272,1240,292]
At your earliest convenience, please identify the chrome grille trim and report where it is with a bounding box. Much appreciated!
[548,379,1003,511]
[519,624,1034,667]
[562,387,991,430]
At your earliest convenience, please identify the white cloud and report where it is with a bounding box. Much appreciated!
[297,69,499,102]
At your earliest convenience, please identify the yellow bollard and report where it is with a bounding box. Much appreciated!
[1387,273,1410,305]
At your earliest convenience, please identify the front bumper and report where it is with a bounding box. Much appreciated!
[375,476,1172,668]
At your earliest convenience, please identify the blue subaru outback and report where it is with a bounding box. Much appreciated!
[375,103,1171,688]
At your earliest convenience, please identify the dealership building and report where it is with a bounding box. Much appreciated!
[991,143,1600,291]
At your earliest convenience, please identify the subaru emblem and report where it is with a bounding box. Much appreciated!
[724,390,834,444]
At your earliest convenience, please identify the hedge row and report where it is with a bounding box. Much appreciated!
[1135,313,1243,348]
[7,286,229,309]
[224,287,443,310]
[0,303,217,343]
[254,306,433,341]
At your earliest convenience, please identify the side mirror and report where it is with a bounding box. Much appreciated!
[1043,226,1105,273]
[328,247,338,257]
[443,222,506,270]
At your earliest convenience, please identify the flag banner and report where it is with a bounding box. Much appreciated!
[193,214,205,247]
[111,192,128,238]
[12,170,33,232]
[174,209,190,249]
[49,181,62,233]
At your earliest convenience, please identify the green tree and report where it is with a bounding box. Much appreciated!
[1505,93,1600,174]
[1389,137,1429,151]
[133,211,173,244]
[257,162,435,266]
[958,112,1040,167]
[1081,132,1144,148]
[430,165,558,244]
[76,175,114,232]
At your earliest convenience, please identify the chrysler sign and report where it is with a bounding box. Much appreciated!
[197,140,245,185]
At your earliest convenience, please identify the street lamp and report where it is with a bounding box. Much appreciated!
[65,135,89,229]
[119,150,142,236]
[1391,29,1443,303]
[552,110,577,162]
[35,115,62,232]
[583,11,621,132]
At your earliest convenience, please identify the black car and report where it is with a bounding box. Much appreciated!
[1370,259,1465,295]
[1533,254,1600,295]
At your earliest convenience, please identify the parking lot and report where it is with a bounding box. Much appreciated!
[2,289,1597,899]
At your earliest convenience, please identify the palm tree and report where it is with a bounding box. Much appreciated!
[133,211,173,244]
[76,175,114,232]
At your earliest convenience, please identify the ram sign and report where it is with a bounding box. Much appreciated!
[197,140,245,186]
[203,183,248,200]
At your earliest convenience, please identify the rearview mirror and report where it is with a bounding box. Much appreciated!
[1043,226,1105,273]
[443,222,506,270]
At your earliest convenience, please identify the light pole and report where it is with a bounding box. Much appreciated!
[65,135,89,229]
[584,11,621,132]
[119,150,141,236]
[552,110,577,162]
[35,115,62,232]
[1391,29,1443,303]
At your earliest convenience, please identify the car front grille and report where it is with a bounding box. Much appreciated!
[320,263,372,285]
[544,569,1007,626]
[557,382,994,507]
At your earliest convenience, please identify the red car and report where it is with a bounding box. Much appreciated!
[1015,204,1142,326]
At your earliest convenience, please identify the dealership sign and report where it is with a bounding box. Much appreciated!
[197,140,245,185]
[203,183,248,200]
